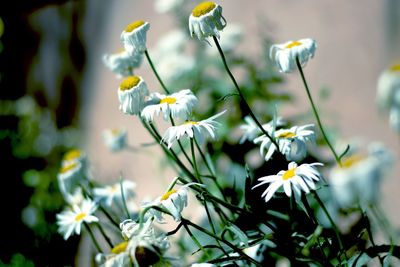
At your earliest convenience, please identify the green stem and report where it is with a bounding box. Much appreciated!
[84,223,102,253]
[182,221,210,257]
[169,114,194,167]
[295,57,341,165]
[313,191,348,265]
[119,176,131,220]
[144,50,170,94]
[212,36,279,150]
[190,138,202,183]
[95,223,114,249]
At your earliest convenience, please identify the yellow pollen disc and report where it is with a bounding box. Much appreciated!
[389,64,400,72]
[183,120,199,125]
[59,162,78,174]
[111,241,129,254]
[277,131,296,139]
[160,97,177,104]
[63,149,81,161]
[341,154,365,169]
[285,41,302,49]
[192,2,216,17]
[111,129,121,136]
[120,76,141,91]
[282,168,296,180]
[125,20,145,32]
[74,212,86,222]
[161,189,177,200]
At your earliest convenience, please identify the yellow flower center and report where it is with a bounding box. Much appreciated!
[282,168,296,180]
[111,129,121,136]
[63,149,81,161]
[160,97,177,104]
[192,2,216,17]
[125,20,145,33]
[285,41,302,49]
[161,189,177,200]
[111,241,129,254]
[340,154,365,169]
[59,162,78,174]
[120,76,141,91]
[277,131,296,139]
[389,64,400,72]
[74,212,86,222]
[183,121,199,125]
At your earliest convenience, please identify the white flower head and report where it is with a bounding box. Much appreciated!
[253,162,323,203]
[239,116,285,144]
[57,161,84,202]
[270,38,316,73]
[103,49,143,78]
[118,76,149,115]
[154,0,184,13]
[93,180,136,207]
[189,1,226,42]
[121,20,150,55]
[376,63,400,111]
[389,104,400,132]
[96,242,131,267]
[161,110,226,148]
[56,198,99,240]
[119,218,170,266]
[254,124,315,162]
[329,143,393,208]
[102,128,128,152]
[141,89,198,122]
[61,149,86,167]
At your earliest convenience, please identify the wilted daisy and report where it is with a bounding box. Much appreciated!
[93,180,136,207]
[270,38,316,73]
[253,162,323,203]
[254,124,315,162]
[118,76,149,115]
[96,243,130,267]
[120,20,150,55]
[56,198,99,240]
[161,110,226,148]
[189,1,226,42]
[141,89,198,122]
[239,116,285,144]
[119,218,170,266]
[329,142,393,208]
[61,149,86,167]
[102,128,128,152]
[57,161,84,202]
[376,63,400,111]
[103,49,142,78]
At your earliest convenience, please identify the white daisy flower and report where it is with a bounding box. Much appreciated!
[61,149,86,167]
[56,198,99,240]
[93,180,136,207]
[118,76,149,115]
[102,128,128,152]
[119,218,170,266]
[120,20,150,55]
[161,110,226,148]
[329,142,393,208]
[253,162,323,203]
[64,187,84,206]
[376,63,400,111]
[389,104,400,132]
[189,1,226,42]
[141,89,198,122]
[103,49,142,78]
[57,161,84,202]
[95,241,131,267]
[239,116,285,144]
[270,38,316,73]
[254,124,315,162]
[154,0,184,13]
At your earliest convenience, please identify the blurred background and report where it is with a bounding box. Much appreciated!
[1,0,399,266]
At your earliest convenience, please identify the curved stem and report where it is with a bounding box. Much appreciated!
[144,50,170,94]
[95,222,114,249]
[119,176,131,220]
[84,223,102,253]
[190,138,202,184]
[295,57,341,165]
[169,114,194,167]
[212,36,279,150]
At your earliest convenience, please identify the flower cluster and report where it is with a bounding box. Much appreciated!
[54,2,398,266]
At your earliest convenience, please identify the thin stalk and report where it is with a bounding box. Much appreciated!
[190,138,202,183]
[295,57,341,165]
[144,50,170,94]
[95,223,114,249]
[182,221,209,257]
[313,191,348,265]
[170,114,194,167]
[84,223,102,253]
[119,176,131,220]
[212,36,278,149]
